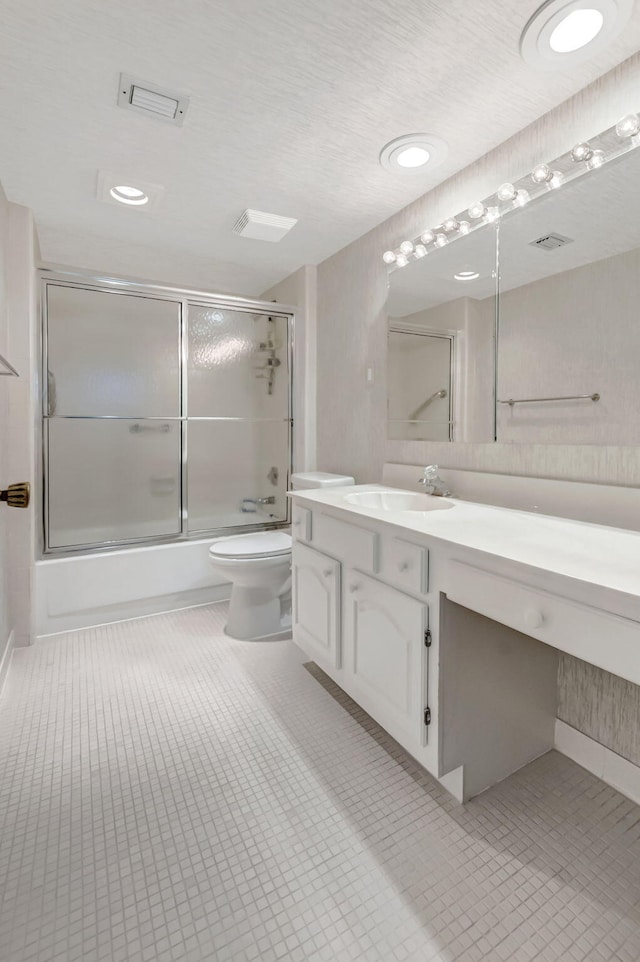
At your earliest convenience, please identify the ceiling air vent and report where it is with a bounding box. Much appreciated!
[118,74,189,125]
[233,209,298,242]
[529,232,574,251]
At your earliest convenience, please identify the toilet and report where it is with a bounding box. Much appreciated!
[209,472,354,641]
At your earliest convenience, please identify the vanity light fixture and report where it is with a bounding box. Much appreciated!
[468,202,486,220]
[497,183,518,202]
[571,141,593,162]
[382,105,639,270]
[586,149,606,168]
[454,271,480,281]
[616,113,640,137]
[520,0,633,69]
[379,134,448,174]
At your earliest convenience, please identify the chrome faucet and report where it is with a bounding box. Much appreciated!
[418,465,452,497]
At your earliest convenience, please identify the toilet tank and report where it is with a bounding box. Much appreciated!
[290,471,355,490]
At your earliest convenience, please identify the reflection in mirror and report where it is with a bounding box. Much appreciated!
[387,226,497,442]
[497,146,640,444]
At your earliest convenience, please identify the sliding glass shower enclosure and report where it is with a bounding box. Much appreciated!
[41,273,293,553]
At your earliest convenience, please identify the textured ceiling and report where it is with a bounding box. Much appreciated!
[2,0,640,296]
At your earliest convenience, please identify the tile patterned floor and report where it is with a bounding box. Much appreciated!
[1,603,640,961]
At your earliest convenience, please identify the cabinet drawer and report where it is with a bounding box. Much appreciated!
[380,537,428,595]
[292,504,312,542]
[312,512,379,573]
[446,561,640,687]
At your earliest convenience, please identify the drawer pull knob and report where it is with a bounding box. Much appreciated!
[524,607,544,631]
[398,561,411,572]
[322,568,333,578]
[349,583,361,593]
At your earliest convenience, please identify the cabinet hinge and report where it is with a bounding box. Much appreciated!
[424,628,432,648]
[424,707,431,726]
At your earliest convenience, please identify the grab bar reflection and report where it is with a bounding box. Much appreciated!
[129,422,172,434]
[497,393,600,406]
[409,389,447,421]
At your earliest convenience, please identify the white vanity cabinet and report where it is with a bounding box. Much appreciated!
[291,541,341,671]
[342,571,429,746]
[291,507,433,763]
[290,480,640,805]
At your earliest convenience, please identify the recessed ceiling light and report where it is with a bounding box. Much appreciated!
[380,134,448,174]
[109,185,149,206]
[97,170,165,211]
[520,0,632,69]
[454,271,480,281]
[549,8,604,50]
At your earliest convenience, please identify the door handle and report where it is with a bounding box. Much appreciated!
[0,482,30,508]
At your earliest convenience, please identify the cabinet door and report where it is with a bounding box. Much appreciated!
[292,542,341,671]
[344,571,428,745]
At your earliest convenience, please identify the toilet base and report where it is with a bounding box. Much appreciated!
[225,584,290,641]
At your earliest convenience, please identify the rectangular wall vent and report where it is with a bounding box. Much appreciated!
[118,74,189,126]
[233,209,298,242]
[529,232,574,251]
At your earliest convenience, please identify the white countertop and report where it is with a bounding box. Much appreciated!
[289,484,640,615]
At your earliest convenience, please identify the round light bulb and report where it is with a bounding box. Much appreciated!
[459,221,471,235]
[400,240,414,255]
[531,163,552,184]
[421,230,436,244]
[485,206,500,223]
[468,202,486,220]
[383,251,397,265]
[571,142,593,162]
[514,189,530,207]
[443,218,460,233]
[549,8,604,53]
[395,253,408,268]
[435,233,448,248]
[548,170,564,190]
[414,244,427,258]
[497,182,517,202]
[396,146,430,168]
[586,149,605,169]
[616,114,640,138]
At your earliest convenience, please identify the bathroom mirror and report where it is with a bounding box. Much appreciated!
[387,226,497,442]
[386,113,640,444]
[497,145,640,445]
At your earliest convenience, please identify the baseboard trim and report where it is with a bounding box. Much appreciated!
[0,630,15,699]
[555,719,640,806]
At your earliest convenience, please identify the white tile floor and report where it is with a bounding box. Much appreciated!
[1,604,640,962]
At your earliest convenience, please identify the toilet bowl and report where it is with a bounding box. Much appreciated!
[210,471,355,641]
[209,531,292,641]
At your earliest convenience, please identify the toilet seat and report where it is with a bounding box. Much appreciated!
[209,531,292,561]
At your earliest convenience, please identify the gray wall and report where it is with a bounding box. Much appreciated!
[315,52,640,766]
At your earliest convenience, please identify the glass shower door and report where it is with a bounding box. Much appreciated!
[45,284,182,549]
[186,306,290,532]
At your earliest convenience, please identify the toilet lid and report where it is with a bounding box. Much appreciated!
[209,531,292,560]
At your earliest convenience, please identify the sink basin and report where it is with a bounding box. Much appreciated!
[344,491,455,512]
